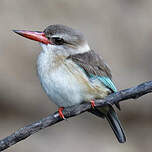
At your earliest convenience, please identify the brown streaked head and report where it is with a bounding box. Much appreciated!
[13,24,86,47]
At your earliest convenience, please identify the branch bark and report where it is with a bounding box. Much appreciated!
[0,81,152,151]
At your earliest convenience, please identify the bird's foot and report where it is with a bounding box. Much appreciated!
[58,107,66,120]
[91,100,96,109]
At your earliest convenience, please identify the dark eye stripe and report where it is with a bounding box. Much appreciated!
[51,37,64,45]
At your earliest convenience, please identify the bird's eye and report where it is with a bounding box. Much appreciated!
[52,37,64,45]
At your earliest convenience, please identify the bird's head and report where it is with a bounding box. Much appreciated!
[13,24,90,56]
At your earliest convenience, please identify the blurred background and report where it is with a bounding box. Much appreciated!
[0,0,152,151]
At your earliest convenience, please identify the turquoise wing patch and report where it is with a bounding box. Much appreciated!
[90,74,117,92]
[97,76,117,92]
[78,67,117,92]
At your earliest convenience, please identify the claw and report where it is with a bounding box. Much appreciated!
[58,107,65,119]
[91,100,96,109]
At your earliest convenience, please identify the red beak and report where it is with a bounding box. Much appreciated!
[13,30,50,44]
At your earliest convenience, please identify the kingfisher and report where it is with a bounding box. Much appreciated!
[13,24,126,143]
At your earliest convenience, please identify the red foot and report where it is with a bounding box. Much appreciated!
[91,100,96,109]
[58,107,65,119]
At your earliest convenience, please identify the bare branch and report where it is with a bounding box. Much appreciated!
[0,81,152,151]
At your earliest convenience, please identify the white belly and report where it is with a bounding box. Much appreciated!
[41,67,86,107]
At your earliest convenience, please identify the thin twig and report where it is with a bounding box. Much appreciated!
[0,81,152,151]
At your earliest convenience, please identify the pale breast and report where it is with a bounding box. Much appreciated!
[37,51,110,107]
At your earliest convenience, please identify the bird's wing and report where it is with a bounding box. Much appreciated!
[67,50,117,93]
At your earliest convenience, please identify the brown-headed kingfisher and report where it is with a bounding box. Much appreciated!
[13,24,126,143]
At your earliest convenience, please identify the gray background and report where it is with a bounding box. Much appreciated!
[0,0,152,151]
